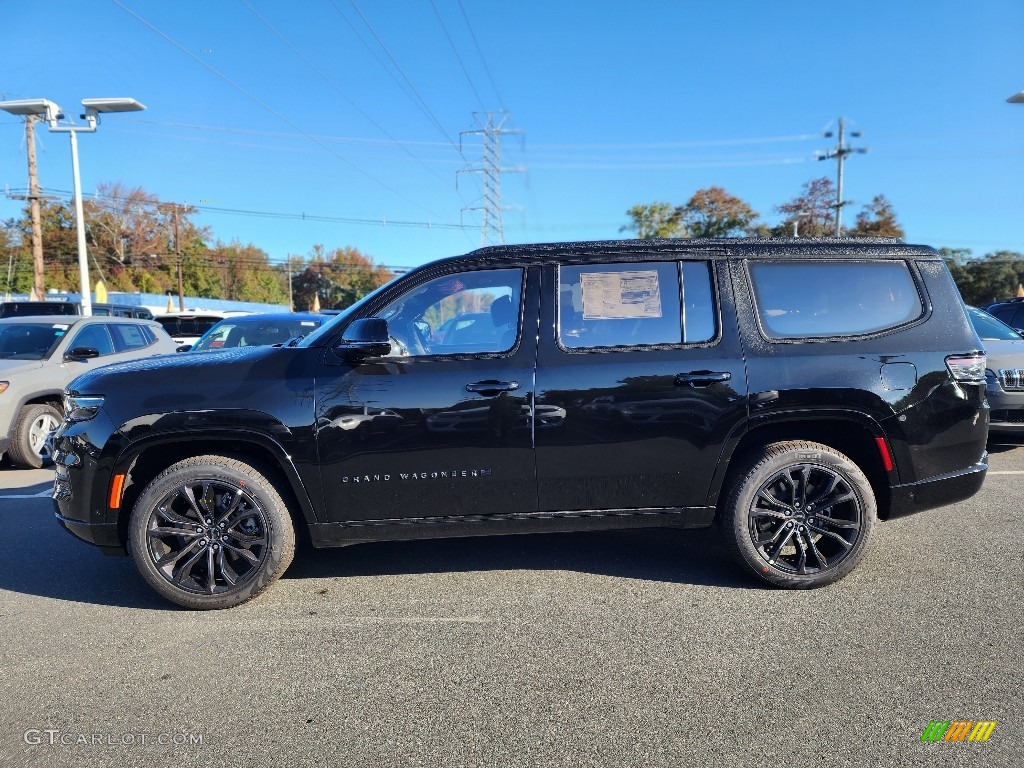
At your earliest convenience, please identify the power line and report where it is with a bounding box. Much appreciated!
[457,0,504,111]
[342,0,464,155]
[429,0,486,112]
[111,0,445,219]
[239,0,451,186]
[10,186,468,231]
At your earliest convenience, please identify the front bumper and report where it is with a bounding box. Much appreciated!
[985,382,1024,431]
[51,412,126,555]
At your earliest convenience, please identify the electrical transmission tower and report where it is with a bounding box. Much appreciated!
[816,117,868,236]
[458,111,524,246]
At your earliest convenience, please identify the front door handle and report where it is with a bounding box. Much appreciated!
[466,380,520,395]
[674,370,731,388]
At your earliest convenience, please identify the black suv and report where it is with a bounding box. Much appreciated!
[52,239,989,609]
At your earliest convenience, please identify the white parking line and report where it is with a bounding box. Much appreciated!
[987,471,1024,475]
[0,489,53,499]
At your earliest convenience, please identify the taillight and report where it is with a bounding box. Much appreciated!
[945,354,986,383]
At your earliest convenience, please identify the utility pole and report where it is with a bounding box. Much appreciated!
[4,116,52,297]
[285,254,299,313]
[458,111,524,247]
[817,117,868,236]
[25,117,45,298]
[173,205,184,310]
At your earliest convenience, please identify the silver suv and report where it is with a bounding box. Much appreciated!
[0,316,178,468]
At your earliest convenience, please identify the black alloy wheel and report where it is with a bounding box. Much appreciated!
[129,456,295,609]
[723,441,876,588]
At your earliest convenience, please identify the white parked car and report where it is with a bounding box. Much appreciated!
[0,316,178,468]
[154,311,250,348]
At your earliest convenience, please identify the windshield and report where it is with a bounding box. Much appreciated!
[969,307,1023,341]
[190,315,323,352]
[0,323,67,360]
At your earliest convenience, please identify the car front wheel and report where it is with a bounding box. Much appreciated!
[722,441,876,588]
[128,455,295,609]
[9,403,62,469]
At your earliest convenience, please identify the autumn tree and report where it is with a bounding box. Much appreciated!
[292,245,394,311]
[83,183,210,293]
[207,240,288,304]
[678,186,761,238]
[621,203,683,238]
[849,195,904,239]
[12,200,81,291]
[773,177,836,237]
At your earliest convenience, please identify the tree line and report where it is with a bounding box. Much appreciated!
[0,182,394,310]
[623,176,1024,306]
[2,177,1021,310]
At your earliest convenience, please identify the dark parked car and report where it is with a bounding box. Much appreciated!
[52,238,989,609]
[982,297,1024,332]
[968,306,1024,431]
[186,312,324,352]
[0,301,154,319]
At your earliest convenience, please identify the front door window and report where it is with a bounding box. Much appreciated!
[376,268,523,356]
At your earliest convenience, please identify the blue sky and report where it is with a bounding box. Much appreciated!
[2,0,1023,272]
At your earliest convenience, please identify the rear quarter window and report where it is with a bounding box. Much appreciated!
[110,323,151,351]
[749,260,923,339]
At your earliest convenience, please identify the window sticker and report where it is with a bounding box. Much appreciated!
[580,270,663,319]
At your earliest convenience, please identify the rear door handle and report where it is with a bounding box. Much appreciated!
[466,380,520,395]
[674,370,731,388]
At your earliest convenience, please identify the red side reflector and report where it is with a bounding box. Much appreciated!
[875,437,894,472]
[109,473,127,510]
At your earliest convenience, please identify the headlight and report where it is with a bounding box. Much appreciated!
[64,393,105,423]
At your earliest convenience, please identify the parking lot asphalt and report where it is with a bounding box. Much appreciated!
[0,441,1021,768]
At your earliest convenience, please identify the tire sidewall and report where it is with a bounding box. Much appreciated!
[129,456,295,610]
[725,442,876,589]
[11,403,62,469]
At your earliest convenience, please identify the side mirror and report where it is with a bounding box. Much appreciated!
[340,318,392,359]
[175,344,193,352]
[64,346,100,362]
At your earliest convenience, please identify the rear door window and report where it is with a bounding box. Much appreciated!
[749,260,923,339]
[557,261,716,349]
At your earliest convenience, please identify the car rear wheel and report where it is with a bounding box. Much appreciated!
[722,441,875,588]
[9,403,62,469]
[128,455,295,609]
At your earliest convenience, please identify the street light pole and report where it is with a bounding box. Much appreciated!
[67,129,93,316]
[0,97,144,316]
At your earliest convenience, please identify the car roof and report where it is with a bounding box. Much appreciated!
[439,236,929,259]
[212,312,322,323]
[156,310,250,319]
[0,315,158,325]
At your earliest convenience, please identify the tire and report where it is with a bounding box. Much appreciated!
[722,441,876,589]
[128,455,296,610]
[9,403,62,469]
